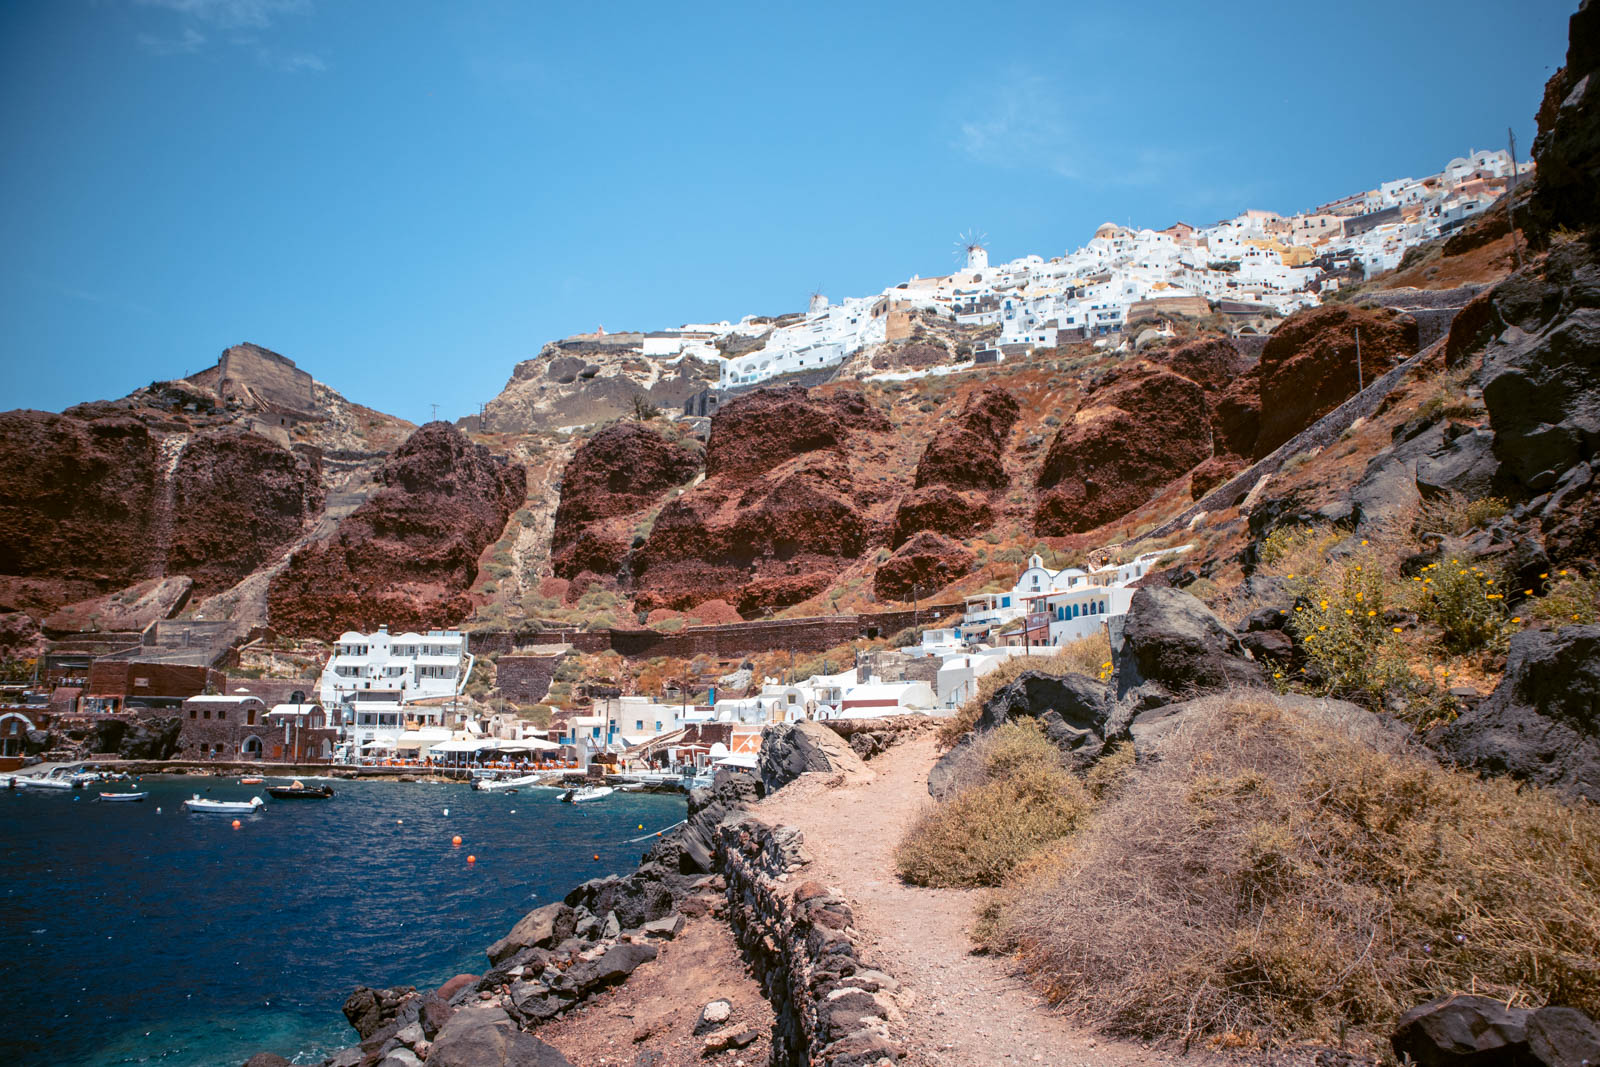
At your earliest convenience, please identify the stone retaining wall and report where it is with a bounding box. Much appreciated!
[716,815,903,1066]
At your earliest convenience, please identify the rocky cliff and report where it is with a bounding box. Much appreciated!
[481,338,722,433]
[267,423,527,635]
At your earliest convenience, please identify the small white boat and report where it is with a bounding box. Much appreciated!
[473,774,543,792]
[183,795,264,814]
[12,775,75,791]
[560,785,614,804]
[99,791,147,802]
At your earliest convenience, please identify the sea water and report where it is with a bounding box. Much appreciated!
[0,776,685,1066]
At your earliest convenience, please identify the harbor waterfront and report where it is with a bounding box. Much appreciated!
[0,776,685,1067]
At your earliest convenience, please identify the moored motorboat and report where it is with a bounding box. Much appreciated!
[240,777,264,785]
[98,791,147,802]
[183,795,264,814]
[559,785,614,804]
[472,773,542,792]
[267,781,334,799]
[12,775,75,791]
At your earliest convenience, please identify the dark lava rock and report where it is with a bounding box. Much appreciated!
[565,942,658,995]
[758,721,837,795]
[1528,1005,1600,1067]
[1438,624,1600,801]
[976,670,1112,759]
[428,1004,574,1067]
[82,715,183,760]
[1390,994,1532,1066]
[1113,587,1263,700]
[487,902,575,966]
[342,985,417,1041]
[1417,428,1499,500]
[1527,1,1600,240]
[242,1054,291,1067]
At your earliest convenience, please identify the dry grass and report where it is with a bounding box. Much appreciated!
[987,694,1600,1053]
[936,632,1112,747]
[897,721,1091,888]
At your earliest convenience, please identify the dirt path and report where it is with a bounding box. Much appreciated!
[755,735,1200,1067]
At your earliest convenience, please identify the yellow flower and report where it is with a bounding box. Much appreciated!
[1320,600,1328,610]
[1485,578,1494,584]
[1540,572,1549,579]
[1345,608,1353,615]
[1360,539,1369,545]
[1368,610,1377,617]
[1511,617,1521,623]
[1355,592,1364,600]
[1392,626,1403,633]
[1274,672,1282,678]
[1525,589,1533,595]
[1412,576,1422,582]
[1318,625,1327,631]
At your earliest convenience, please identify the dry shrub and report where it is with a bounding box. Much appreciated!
[936,633,1111,746]
[1414,491,1511,537]
[993,694,1600,1051]
[897,721,1090,888]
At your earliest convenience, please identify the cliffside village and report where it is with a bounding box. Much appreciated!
[0,547,1181,778]
[614,149,1528,391]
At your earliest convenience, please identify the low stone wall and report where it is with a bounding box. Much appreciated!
[496,654,564,703]
[717,815,903,1067]
[819,715,939,761]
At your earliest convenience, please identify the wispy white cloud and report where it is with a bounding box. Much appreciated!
[130,0,321,71]
[952,67,1187,190]
[136,26,206,55]
[133,0,309,31]
[258,47,325,72]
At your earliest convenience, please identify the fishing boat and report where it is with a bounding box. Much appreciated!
[98,791,147,802]
[267,781,334,800]
[559,785,614,804]
[472,774,542,792]
[183,795,264,814]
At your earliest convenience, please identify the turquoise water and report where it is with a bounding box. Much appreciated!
[0,776,685,1066]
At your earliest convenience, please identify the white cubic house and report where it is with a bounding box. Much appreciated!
[318,627,475,760]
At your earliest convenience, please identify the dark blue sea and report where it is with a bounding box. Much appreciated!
[0,775,685,1066]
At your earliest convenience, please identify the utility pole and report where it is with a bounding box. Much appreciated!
[1506,126,1525,270]
[430,403,439,422]
[1355,326,1363,392]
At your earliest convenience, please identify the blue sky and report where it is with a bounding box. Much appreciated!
[0,0,1577,424]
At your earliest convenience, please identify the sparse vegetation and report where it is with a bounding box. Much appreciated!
[981,695,1600,1051]
[896,721,1091,888]
[1409,558,1514,653]
[1414,491,1511,537]
[1525,568,1600,628]
[936,634,1110,746]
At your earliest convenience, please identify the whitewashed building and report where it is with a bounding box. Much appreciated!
[318,626,475,757]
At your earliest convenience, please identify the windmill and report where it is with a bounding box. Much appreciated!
[808,284,828,315]
[955,229,989,272]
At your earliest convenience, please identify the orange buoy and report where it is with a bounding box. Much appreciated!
[593,854,600,860]
[467,855,476,864]
[451,835,462,847]
[231,819,241,829]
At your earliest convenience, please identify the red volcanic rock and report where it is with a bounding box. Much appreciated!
[1153,337,1252,395]
[550,422,700,581]
[267,423,526,636]
[889,386,1017,547]
[0,411,161,591]
[0,611,44,659]
[688,598,742,625]
[632,456,881,614]
[912,386,1019,492]
[890,485,993,547]
[873,532,975,603]
[167,432,323,594]
[1254,305,1419,457]
[702,386,889,482]
[1211,365,1262,458]
[1033,369,1212,536]
[1190,453,1248,500]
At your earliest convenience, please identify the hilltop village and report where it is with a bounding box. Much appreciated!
[614,148,1529,392]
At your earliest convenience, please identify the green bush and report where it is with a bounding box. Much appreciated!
[1408,558,1514,653]
[1286,556,1419,708]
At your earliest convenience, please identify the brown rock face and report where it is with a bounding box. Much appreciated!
[872,532,975,602]
[549,423,701,582]
[1253,305,1419,457]
[1211,365,1263,458]
[167,432,323,594]
[1190,453,1248,500]
[1152,337,1252,396]
[702,386,889,481]
[630,388,891,615]
[889,386,1017,547]
[1033,369,1212,536]
[267,423,526,636]
[1528,2,1600,239]
[0,412,161,588]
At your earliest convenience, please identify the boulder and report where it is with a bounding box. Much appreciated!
[1528,1005,1600,1067]
[758,720,848,794]
[342,985,417,1042]
[1254,305,1419,458]
[975,670,1113,762]
[1484,307,1600,494]
[1417,429,1500,500]
[1113,587,1263,700]
[242,1055,291,1067]
[1390,994,1532,1066]
[1438,624,1600,801]
[427,1004,574,1067]
[872,531,974,601]
[564,942,658,995]
[486,902,574,966]
[1034,369,1214,535]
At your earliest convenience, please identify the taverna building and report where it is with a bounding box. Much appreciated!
[959,549,1190,647]
[317,626,475,758]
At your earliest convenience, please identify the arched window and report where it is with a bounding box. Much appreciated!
[242,736,263,758]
